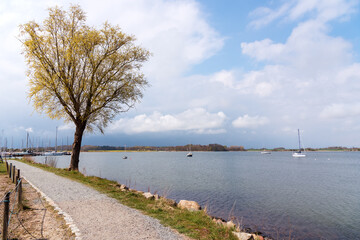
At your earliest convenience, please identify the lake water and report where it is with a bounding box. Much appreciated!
[34,151,360,239]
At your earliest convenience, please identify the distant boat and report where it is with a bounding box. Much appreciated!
[4,151,37,157]
[123,145,128,159]
[44,151,64,156]
[187,144,193,157]
[261,151,271,154]
[293,129,306,158]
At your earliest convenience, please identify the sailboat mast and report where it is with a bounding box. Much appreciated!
[26,132,29,151]
[297,129,301,151]
[55,126,58,152]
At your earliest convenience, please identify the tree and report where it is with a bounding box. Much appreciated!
[20,5,150,170]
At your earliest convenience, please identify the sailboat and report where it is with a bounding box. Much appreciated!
[44,126,64,156]
[260,149,271,154]
[122,145,128,159]
[186,144,193,157]
[292,129,306,158]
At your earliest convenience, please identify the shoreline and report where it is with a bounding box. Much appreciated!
[10,158,253,240]
[10,152,346,239]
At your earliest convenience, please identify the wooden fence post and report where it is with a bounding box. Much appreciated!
[5,161,8,173]
[8,163,12,178]
[12,166,15,183]
[2,192,10,240]
[18,178,22,210]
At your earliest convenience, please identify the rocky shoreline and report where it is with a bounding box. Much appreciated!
[116,183,273,240]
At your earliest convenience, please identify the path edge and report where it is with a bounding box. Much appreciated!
[22,175,82,240]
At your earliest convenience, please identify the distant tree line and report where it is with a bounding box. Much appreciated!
[5,145,360,152]
[81,144,246,152]
[247,147,360,152]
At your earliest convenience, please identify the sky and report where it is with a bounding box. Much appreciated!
[1,0,360,149]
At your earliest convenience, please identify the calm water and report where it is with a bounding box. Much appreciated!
[35,151,360,239]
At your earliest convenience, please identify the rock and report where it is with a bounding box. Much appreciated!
[160,198,177,207]
[226,220,236,229]
[244,228,252,233]
[218,219,226,227]
[178,200,201,211]
[213,218,225,226]
[252,235,264,240]
[143,192,155,199]
[232,232,254,240]
[119,184,128,190]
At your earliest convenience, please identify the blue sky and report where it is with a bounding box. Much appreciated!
[1,0,360,149]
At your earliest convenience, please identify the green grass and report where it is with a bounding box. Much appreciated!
[12,158,237,240]
[0,161,7,175]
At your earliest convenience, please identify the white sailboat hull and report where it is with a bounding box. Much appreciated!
[292,152,306,157]
[44,151,64,156]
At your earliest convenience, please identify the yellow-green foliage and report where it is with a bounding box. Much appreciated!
[20,5,150,133]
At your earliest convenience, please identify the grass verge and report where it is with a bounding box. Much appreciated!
[11,158,237,240]
[0,161,7,175]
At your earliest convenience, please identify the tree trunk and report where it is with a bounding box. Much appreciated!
[70,123,86,171]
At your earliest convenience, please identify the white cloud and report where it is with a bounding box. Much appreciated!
[249,3,291,29]
[58,122,75,131]
[211,14,354,100]
[108,108,226,134]
[281,127,294,134]
[242,20,352,71]
[227,1,358,110]
[210,70,235,88]
[83,0,224,80]
[254,81,275,97]
[241,39,285,62]
[13,126,26,133]
[209,68,279,97]
[320,103,360,119]
[232,115,269,129]
[336,63,360,84]
[289,0,357,22]
[25,128,33,133]
[249,0,357,28]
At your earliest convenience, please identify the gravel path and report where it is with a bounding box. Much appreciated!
[8,160,187,240]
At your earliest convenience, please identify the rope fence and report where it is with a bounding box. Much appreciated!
[0,160,47,240]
